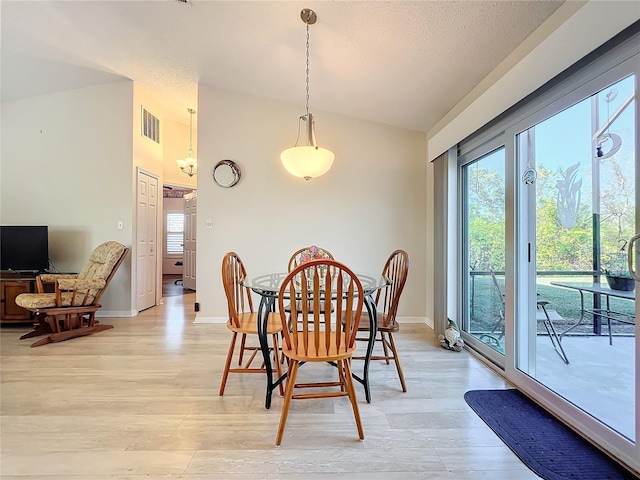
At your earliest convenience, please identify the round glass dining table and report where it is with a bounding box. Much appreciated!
[243,272,389,408]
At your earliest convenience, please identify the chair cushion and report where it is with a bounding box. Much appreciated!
[78,241,126,281]
[38,274,77,283]
[57,278,106,291]
[15,292,96,309]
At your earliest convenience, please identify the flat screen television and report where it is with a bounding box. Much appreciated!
[0,226,49,272]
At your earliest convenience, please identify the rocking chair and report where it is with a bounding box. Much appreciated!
[15,241,129,347]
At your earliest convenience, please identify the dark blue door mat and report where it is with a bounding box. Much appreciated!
[464,389,638,480]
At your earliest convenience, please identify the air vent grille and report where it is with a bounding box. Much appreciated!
[142,107,160,143]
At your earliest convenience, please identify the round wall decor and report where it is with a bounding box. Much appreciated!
[213,160,241,188]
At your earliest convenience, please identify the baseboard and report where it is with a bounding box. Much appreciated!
[96,310,137,318]
[398,316,429,325]
[193,316,227,324]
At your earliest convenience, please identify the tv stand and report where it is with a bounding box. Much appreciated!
[0,271,36,323]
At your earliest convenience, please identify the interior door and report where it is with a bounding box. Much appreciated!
[183,191,196,291]
[136,170,158,312]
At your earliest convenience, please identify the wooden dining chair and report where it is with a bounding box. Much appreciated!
[219,252,284,396]
[352,249,409,392]
[276,259,365,446]
[285,246,335,318]
[287,245,334,271]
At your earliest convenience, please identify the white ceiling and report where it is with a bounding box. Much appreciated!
[1,0,565,132]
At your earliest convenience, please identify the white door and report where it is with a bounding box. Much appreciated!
[136,170,158,312]
[183,191,196,291]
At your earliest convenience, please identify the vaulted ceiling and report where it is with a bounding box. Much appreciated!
[1,1,565,131]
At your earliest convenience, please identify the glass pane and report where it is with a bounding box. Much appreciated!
[166,212,184,254]
[167,212,184,233]
[516,75,636,441]
[462,147,506,354]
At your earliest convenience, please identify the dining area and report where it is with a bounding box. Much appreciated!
[217,246,409,446]
[0,255,532,478]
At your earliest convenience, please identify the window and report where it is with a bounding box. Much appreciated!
[166,211,184,255]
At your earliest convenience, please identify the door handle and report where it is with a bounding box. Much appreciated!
[628,233,640,282]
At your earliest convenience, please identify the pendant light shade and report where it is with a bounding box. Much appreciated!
[281,145,335,180]
[177,108,197,177]
[280,8,334,181]
[281,113,335,180]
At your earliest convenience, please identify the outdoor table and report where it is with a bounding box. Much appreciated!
[550,281,635,345]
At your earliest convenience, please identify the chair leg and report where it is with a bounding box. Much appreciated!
[238,333,247,365]
[539,306,570,364]
[20,315,53,339]
[380,332,390,364]
[387,332,407,392]
[219,332,238,396]
[30,324,113,348]
[342,359,364,440]
[272,333,285,396]
[275,359,299,446]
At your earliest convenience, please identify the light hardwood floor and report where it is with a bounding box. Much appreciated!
[0,292,541,479]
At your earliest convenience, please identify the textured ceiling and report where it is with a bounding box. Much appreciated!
[1,0,565,131]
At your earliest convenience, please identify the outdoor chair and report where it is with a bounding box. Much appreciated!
[15,241,129,347]
[487,266,569,363]
[219,252,284,396]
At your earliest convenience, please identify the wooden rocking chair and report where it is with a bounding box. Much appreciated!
[15,241,129,347]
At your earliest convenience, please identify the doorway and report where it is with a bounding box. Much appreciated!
[162,184,195,297]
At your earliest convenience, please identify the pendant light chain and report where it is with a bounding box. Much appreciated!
[305,22,310,118]
[188,109,194,156]
[280,8,334,181]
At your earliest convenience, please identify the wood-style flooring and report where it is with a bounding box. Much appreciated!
[0,292,542,479]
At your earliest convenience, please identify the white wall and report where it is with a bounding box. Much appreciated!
[195,86,427,322]
[1,81,135,314]
[163,119,197,189]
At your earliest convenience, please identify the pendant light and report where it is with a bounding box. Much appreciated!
[177,108,197,177]
[280,8,335,181]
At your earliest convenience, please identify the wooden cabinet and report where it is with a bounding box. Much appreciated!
[0,273,35,323]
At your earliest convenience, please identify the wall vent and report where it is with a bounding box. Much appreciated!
[141,107,160,144]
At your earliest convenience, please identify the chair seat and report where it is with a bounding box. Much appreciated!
[342,311,400,332]
[536,308,563,321]
[226,311,282,335]
[284,299,334,314]
[282,332,357,362]
[15,292,96,310]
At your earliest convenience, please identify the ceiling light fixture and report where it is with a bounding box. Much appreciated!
[280,8,334,181]
[177,108,197,177]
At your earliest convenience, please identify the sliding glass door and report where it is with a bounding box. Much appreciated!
[514,72,636,441]
[456,29,639,470]
[461,147,506,360]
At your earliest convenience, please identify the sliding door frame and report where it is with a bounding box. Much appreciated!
[455,25,639,472]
